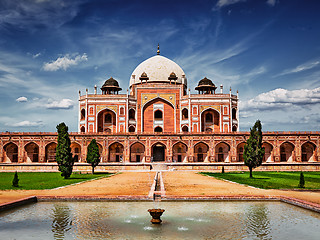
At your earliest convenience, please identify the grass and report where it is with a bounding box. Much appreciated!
[0,172,112,190]
[201,171,320,189]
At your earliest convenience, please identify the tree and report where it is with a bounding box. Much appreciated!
[86,139,100,174]
[12,171,19,187]
[56,122,74,179]
[298,172,305,188]
[243,120,265,178]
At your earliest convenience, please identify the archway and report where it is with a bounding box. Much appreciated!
[152,143,166,162]
[262,142,273,162]
[182,125,189,133]
[71,142,81,162]
[80,126,85,133]
[154,126,163,133]
[182,108,188,120]
[45,142,57,162]
[237,142,246,162]
[280,142,294,162]
[25,142,39,162]
[143,98,174,133]
[3,142,18,163]
[128,126,135,133]
[215,142,230,162]
[97,109,116,133]
[301,142,316,162]
[172,142,188,162]
[129,109,135,120]
[80,109,86,120]
[108,142,124,162]
[130,142,145,162]
[201,109,219,132]
[194,142,209,162]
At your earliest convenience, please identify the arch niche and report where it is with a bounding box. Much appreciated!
[45,142,57,162]
[262,142,273,162]
[142,98,174,133]
[215,142,230,162]
[97,108,116,133]
[25,142,39,163]
[152,142,166,162]
[172,142,188,163]
[130,142,145,162]
[194,142,209,162]
[108,142,124,162]
[236,142,246,162]
[280,142,295,162]
[3,142,18,163]
[301,142,316,162]
[71,142,81,162]
[201,109,219,132]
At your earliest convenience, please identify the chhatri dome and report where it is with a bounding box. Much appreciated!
[129,45,187,87]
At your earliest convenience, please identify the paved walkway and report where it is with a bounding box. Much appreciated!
[1,171,319,205]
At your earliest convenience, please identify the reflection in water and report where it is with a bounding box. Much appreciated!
[51,204,72,240]
[0,201,319,240]
[245,204,271,240]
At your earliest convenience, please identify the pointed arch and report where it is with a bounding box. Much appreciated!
[280,141,295,162]
[108,142,124,162]
[301,141,316,162]
[236,142,246,162]
[25,142,39,163]
[172,142,188,163]
[130,142,145,162]
[151,142,166,162]
[97,108,117,133]
[3,142,18,163]
[194,142,209,162]
[71,142,81,162]
[215,142,230,162]
[200,108,220,133]
[262,142,273,162]
[45,142,57,162]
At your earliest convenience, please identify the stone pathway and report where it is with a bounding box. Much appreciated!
[0,171,319,207]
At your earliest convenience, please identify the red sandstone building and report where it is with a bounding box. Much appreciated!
[0,49,319,171]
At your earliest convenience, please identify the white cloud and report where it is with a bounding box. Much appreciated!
[32,52,41,58]
[6,120,43,127]
[277,60,320,76]
[240,87,320,111]
[46,99,74,109]
[16,96,28,102]
[43,53,88,71]
[215,0,247,9]
[266,0,276,7]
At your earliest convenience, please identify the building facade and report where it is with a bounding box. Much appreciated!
[0,50,319,171]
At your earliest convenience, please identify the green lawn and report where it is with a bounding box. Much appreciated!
[201,171,320,189]
[0,172,112,190]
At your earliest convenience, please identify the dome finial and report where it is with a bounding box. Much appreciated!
[157,43,160,55]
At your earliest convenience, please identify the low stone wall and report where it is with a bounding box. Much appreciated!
[0,162,319,172]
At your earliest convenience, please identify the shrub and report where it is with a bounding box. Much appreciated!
[12,171,19,187]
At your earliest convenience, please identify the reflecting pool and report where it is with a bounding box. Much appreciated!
[0,201,320,239]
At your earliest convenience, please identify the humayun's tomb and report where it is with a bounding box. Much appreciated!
[0,48,319,171]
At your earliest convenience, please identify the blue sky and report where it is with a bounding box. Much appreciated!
[1,0,320,132]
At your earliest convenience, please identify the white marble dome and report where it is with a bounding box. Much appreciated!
[130,55,187,87]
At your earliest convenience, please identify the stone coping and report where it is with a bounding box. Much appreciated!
[1,195,319,214]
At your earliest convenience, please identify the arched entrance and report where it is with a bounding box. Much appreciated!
[25,142,39,162]
[130,142,145,162]
[301,142,316,162]
[45,142,57,162]
[172,142,188,162]
[194,142,209,162]
[108,142,124,162]
[237,142,246,162]
[215,142,230,162]
[280,142,294,162]
[201,109,219,132]
[97,109,116,133]
[71,142,81,162]
[152,143,166,162]
[262,142,273,162]
[3,142,18,163]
